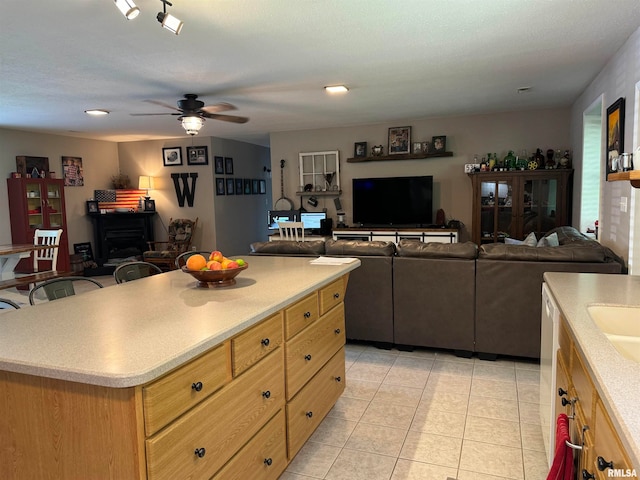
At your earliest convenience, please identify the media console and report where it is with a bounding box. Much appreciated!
[332,227,458,245]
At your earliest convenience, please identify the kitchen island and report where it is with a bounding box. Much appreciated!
[544,272,640,475]
[0,256,360,479]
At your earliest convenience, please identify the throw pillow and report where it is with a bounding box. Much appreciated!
[523,231,538,247]
[504,237,524,245]
[537,232,559,247]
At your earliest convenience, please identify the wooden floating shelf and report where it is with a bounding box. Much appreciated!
[295,191,342,196]
[607,171,640,188]
[346,152,453,163]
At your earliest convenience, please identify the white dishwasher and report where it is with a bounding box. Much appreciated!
[539,282,560,467]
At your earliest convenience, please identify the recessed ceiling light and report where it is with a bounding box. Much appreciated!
[324,85,349,94]
[84,109,110,116]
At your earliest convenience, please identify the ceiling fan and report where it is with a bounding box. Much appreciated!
[131,94,249,135]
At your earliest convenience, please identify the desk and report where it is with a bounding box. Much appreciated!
[0,244,53,280]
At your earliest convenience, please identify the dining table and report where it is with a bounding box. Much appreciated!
[0,243,56,280]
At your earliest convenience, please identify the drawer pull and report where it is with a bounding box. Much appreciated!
[191,381,203,392]
[561,397,571,406]
[194,447,206,458]
[558,387,568,396]
[261,338,270,347]
[262,390,271,399]
[335,376,342,382]
[334,328,341,334]
[264,458,273,466]
[304,354,312,361]
[597,456,614,471]
[333,293,340,299]
[303,311,311,319]
[305,411,313,418]
[581,470,595,480]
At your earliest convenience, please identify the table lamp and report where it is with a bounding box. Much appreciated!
[138,175,154,199]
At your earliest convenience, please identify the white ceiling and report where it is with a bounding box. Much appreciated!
[1,0,639,146]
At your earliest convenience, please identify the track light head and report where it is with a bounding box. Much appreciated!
[157,0,183,34]
[114,0,140,20]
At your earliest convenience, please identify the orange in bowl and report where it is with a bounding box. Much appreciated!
[185,254,207,271]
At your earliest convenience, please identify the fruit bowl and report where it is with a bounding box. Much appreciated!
[181,263,248,288]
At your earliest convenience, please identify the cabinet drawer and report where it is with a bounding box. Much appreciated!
[285,303,345,400]
[146,349,284,480]
[212,409,287,480]
[319,277,346,315]
[233,312,283,376]
[143,343,230,436]
[571,344,595,424]
[284,293,319,340]
[593,399,634,479]
[287,348,345,458]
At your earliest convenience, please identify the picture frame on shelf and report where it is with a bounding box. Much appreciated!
[86,200,99,214]
[354,142,367,158]
[214,156,224,174]
[224,157,234,175]
[421,141,431,153]
[144,199,156,212]
[16,155,49,177]
[216,178,225,195]
[235,178,244,194]
[605,97,625,180]
[186,146,208,165]
[431,136,446,153]
[162,147,182,166]
[226,178,235,195]
[412,142,423,154]
[388,126,411,155]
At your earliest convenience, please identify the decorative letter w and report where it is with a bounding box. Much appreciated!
[171,173,198,207]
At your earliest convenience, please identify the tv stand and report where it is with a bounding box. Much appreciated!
[332,227,458,245]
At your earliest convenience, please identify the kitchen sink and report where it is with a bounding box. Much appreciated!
[587,305,640,363]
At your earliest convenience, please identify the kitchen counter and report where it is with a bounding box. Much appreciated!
[544,272,640,469]
[0,255,360,388]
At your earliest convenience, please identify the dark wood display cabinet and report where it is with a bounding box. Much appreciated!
[7,177,70,271]
[468,169,573,245]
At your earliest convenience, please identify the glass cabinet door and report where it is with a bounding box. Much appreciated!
[479,179,514,243]
[45,181,64,228]
[26,180,44,230]
[522,177,558,238]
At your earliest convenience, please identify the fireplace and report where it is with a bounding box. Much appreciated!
[89,212,156,268]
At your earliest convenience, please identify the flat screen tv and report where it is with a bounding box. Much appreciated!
[352,176,433,226]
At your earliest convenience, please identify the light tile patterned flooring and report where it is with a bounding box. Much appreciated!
[282,343,549,480]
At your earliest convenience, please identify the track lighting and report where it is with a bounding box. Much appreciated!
[181,116,203,135]
[114,0,140,20]
[157,0,183,35]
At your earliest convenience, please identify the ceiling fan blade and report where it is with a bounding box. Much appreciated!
[130,113,180,116]
[143,99,182,112]
[201,102,237,114]
[202,112,249,124]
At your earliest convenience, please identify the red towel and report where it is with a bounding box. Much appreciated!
[546,413,574,480]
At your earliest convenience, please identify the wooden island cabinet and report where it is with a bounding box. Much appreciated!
[0,257,357,480]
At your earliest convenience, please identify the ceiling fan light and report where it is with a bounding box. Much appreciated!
[157,12,183,35]
[114,0,140,20]
[181,116,203,135]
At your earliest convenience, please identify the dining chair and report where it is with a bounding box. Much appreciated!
[0,298,21,310]
[113,261,163,284]
[278,221,305,241]
[29,276,104,305]
[174,251,214,269]
[143,218,198,271]
[33,229,63,272]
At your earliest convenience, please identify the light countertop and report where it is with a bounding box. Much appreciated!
[544,272,640,469]
[0,256,360,388]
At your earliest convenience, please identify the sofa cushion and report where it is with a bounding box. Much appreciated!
[325,239,396,256]
[479,243,606,262]
[249,240,325,256]
[536,232,559,247]
[396,240,478,259]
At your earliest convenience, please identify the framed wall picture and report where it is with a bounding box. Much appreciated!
[162,147,182,166]
[214,156,224,174]
[251,179,258,194]
[235,178,244,194]
[216,177,225,195]
[431,135,446,153]
[86,200,99,214]
[412,142,423,154]
[62,156,84,186]
[187,146,209,165]
[226,178,235,195]
[144,199,156,211]
[354,142,367,158]
[16,156,49,177]
[605,97,625,180]
[388,126,411,155]
[224,157,234,174]
[259,179,266,194]
[243,178,252,194]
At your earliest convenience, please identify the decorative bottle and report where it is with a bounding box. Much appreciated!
[504,150,516,170]
[488,153,496,171]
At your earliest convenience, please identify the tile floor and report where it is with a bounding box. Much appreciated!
[282,343,549,480]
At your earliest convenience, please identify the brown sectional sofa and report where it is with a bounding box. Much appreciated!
[249,227,624,359]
